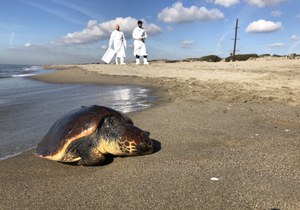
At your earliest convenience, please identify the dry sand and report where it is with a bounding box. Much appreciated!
[1,59,299,209]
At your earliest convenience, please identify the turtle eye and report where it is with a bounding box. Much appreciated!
[143,131,150,139]
[102,116,121,128]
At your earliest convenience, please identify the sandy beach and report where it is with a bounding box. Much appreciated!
[1,59,299,209]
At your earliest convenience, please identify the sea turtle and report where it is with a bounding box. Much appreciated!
[36,105,153,166]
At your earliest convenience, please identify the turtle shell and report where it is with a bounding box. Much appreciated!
[36,105,133,161]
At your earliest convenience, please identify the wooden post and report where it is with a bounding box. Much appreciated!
[232,18,238,62]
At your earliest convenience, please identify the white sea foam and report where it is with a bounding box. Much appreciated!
[0,152,23,160]
[11,73,37,78]
[22,65,43,72]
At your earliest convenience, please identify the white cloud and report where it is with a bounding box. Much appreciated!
[25,1,84,25]
[127,44,134,49]
[208,0,240,7]
[52,17,162,46]
[50,0,99,20]
[8,43,48,52]
[157,2,224,23]
[181,40,195,48]
[268,43,285,47]
[245,19,282,33]
[246,0,286,8]
[271,10,282,17]
[166,26,174,31]
[291,35,300,41]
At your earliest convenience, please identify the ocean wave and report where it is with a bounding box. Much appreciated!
[0,65,44,79]
[21,65,43,72]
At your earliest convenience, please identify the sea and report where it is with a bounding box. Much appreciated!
[0,64,155,160]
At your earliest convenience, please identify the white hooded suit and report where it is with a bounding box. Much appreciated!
[132,26,148,56]
[109,30,127,58]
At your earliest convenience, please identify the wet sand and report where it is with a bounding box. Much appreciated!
[1,59,299,209]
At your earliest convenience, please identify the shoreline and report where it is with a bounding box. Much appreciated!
[1,60,299,209]
[38,59,300,107]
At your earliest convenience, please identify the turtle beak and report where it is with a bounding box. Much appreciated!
[136,131,153,154]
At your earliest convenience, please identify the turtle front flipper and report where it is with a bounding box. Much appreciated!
[63,132,106,166]
[77,147,106,166]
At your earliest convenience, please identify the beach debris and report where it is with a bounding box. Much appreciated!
[210,177,220,181]
[229,63,238,67]
[284,129,290,132]
[251,133,260,138]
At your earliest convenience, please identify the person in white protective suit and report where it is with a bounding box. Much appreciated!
[109,24,127,65]
[132,20,149,65]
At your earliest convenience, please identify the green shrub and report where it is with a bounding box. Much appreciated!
[272,54,284,57]
[181,58,195,62]
[225,54,258,62]
[199,55,222,62]
[259,54,271,57]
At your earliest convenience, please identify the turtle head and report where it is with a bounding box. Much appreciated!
[98,115,153,156]
[117,124,153,155]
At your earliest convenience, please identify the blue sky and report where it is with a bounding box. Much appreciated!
[0,0,299,64]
